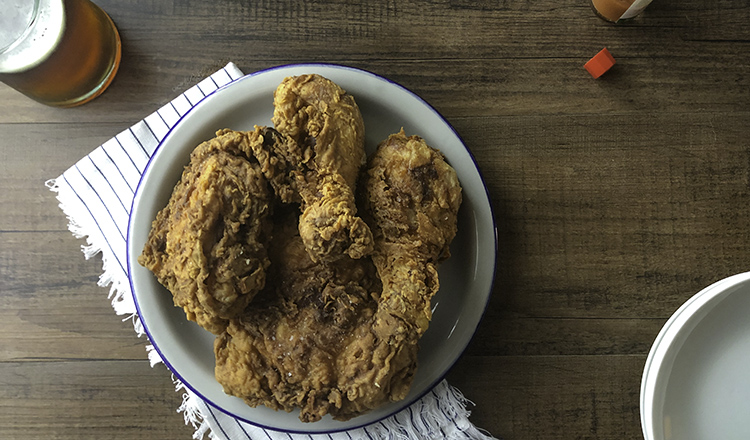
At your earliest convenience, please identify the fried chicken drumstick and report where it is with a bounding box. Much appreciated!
[213,130,462,422]
[364,130,463,337]
[271,74,373,263]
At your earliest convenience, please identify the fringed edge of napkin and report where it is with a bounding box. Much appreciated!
[46,177,142,322]
[178,379,498,440]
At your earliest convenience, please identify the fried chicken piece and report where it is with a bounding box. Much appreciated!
[138,129,273,334]
[214,208,386,422]
[364,130,462,338]
[242,126,298,204]
[271,74,373,262]
[213,131,462,423]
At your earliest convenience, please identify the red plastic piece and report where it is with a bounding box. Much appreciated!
[585,48,616,78]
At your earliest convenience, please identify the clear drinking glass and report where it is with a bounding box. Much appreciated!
[0,0,122,107]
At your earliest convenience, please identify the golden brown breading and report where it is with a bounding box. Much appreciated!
[242,126,298,204]
[213,130,462,422]
[271,74,373,262]
[363,129,462,337]
[272,74,365,189]
[138,129,273,335]
[214,208,386,422]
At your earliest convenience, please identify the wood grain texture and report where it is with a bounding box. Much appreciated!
[0,360,193,440]
[447,355,645,440]
[2,0,750,438]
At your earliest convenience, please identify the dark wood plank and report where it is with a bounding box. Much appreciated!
[1,1,749,123]
[0,232,147,362]
[446,354,646,440]
[0,123,126,232]
[3,47,749,123]
[0,360,193,440]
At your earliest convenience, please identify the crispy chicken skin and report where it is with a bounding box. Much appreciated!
[214,208,387,422]
[213,131,462,422]
[363,130,462,337]
[138,129,273,335]
[242,126,298,204]
[271,74,373,262]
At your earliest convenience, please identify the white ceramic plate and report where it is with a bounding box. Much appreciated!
[127,64,497,433]
[641,272,750,440]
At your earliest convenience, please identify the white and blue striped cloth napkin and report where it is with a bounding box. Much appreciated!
[47,62,497,440]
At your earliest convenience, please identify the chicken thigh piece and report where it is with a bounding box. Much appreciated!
[138,129,273,335]
[271,74,373,262]
[214,208,386,422]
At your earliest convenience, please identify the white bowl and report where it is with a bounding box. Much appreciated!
[127,64,497,433]
[640,272,750,440]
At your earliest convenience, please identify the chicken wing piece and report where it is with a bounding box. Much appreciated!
[363,129,462,337]
[271,74,373,262]
[138,129,273,335]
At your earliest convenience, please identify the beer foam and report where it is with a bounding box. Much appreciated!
[0,0,65,73]
[0,0,37,51]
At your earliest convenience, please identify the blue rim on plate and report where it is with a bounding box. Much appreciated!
[126,63,498,434]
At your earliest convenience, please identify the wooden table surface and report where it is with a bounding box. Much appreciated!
[2,1,749,439]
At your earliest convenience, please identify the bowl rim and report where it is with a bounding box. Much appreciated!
[639,271,750,440]
[126,63,498,433]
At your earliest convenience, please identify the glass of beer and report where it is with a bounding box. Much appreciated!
[0,0,122,107]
